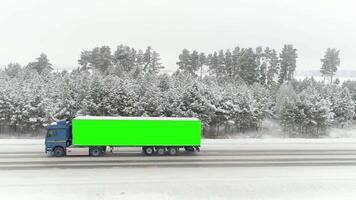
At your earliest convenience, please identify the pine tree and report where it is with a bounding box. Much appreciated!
[176,49,206,77]
[143,46,152,73]
[26,53,53,74]
[198,53,206,79]
[113,44,137,73]
[143,46,164,74]
[278,45,297,84]
[207,52,220,77]
[78,46,112,74]
[264,48,279,86]
[224,49,233,78]
[231,46,241,79]
[176,49,196,75]
[320,48,340,84]
[238,48,258,85]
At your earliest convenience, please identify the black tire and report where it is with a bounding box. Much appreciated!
[143,147,154,156]
[167,147,178,156]
[89,147,103,157]
[53,146,65,157]
[156,147,166,155]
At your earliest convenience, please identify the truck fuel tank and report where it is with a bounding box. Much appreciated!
[66,146,89,156]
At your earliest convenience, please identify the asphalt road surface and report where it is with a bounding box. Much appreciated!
[1,139,356,200]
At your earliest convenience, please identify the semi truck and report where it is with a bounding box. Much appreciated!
[45,116,201,157]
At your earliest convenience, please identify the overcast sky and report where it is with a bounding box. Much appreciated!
[0,0,355,72]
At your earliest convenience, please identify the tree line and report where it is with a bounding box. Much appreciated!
[176,45,297,85]
[0,44,354,137]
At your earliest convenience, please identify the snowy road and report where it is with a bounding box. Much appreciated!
[1,139,356,199]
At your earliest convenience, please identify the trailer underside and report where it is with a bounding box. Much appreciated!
[56,145,200,157]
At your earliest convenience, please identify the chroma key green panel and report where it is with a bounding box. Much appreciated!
[72,116,201,146]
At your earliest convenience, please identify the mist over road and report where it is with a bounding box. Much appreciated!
[1,139,356,199]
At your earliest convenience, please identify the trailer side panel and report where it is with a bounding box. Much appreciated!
[72,117,200,146]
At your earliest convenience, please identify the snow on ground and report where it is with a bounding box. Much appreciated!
[203,138,356,151]
[1,166,356,200]
[329,126,356,138]
[1,139,356,199]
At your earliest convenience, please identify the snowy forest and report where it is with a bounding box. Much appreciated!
[0,44,355,138]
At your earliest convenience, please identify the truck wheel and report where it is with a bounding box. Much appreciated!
[143,147,154,156]
[53,147,65,157]
[167,147,178,156]
[89,147,102,157]
[156,147,166,155]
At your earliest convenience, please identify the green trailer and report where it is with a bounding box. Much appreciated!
[45,116,201,157]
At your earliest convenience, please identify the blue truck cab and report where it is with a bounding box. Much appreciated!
[45,119,72,156]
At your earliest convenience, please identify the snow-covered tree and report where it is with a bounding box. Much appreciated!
[143,46,164,74]
[4,63,22,78]
[78,46,113,74]
[26,53,53,74]
[331,88,355,127]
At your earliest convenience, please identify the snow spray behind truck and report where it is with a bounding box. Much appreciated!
[45,116,201,157]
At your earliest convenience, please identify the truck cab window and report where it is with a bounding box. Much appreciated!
[47,130,57,137]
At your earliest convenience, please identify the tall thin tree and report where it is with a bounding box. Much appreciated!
[320,48,340,84]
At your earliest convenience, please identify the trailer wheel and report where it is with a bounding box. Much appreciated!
[143,147,154,156]
[167,147,178,156]
[89,147,102,157]
[156,147,166,155]
[53,146,65,157]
